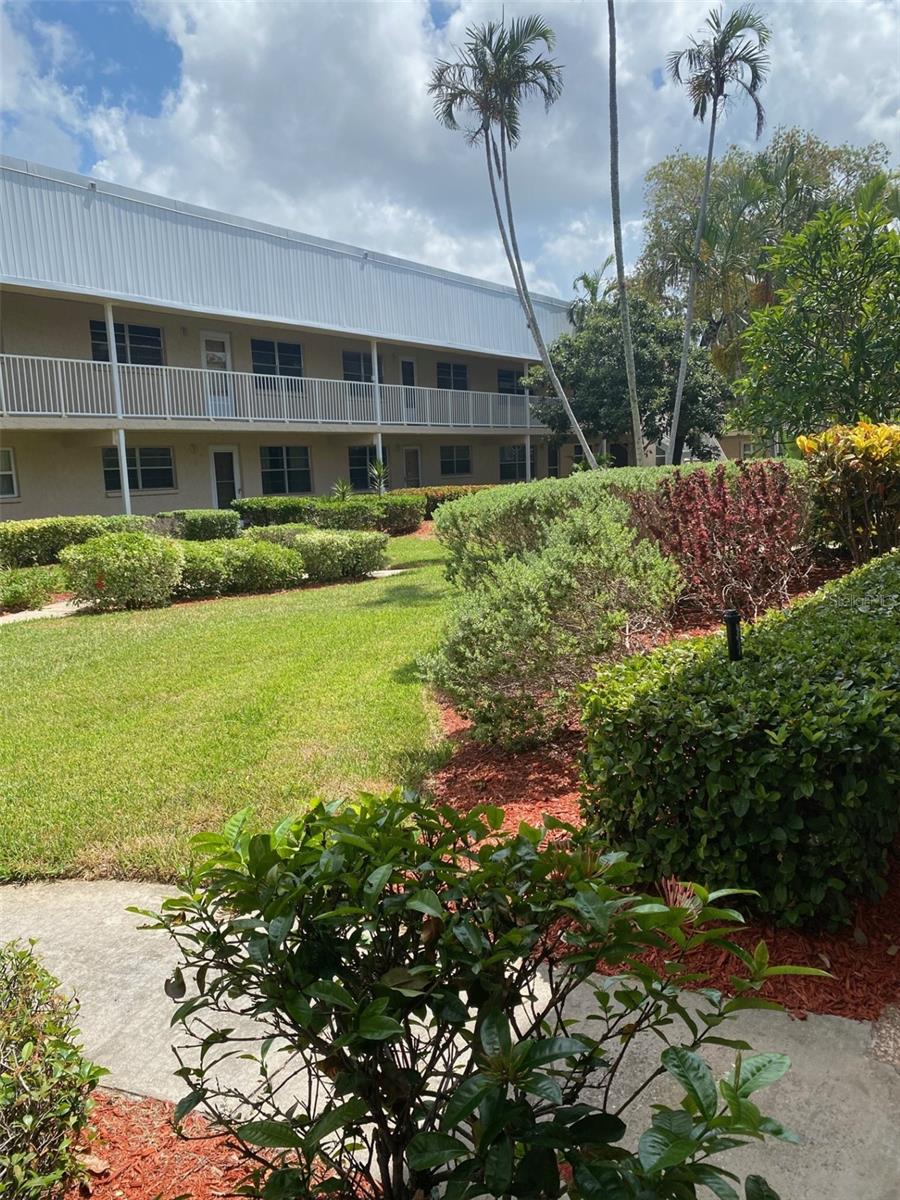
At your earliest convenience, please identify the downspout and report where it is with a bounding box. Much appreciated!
[104,302,132,516]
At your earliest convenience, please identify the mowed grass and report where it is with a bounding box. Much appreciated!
[0,533,451,880]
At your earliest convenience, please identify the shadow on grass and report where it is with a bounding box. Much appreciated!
[392,738,454,796]
[361,582,446,608]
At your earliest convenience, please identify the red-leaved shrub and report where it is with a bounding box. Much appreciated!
[628,462,811,617]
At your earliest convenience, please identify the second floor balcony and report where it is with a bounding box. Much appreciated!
[0,354,543,431]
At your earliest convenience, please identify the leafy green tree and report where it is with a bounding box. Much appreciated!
[665,4,771,462]
[429,15,598,468]
[637,131,893,373]
[526,295,731,461]
[736,203,900,440]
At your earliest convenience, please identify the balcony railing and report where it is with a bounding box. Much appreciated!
[0,355,542,430]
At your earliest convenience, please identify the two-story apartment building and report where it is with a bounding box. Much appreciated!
[0,157,598,520]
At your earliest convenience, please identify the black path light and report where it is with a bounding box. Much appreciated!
[723,609,743,661]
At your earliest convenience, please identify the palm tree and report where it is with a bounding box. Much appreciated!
[430,15,599,469]
[664,4,771,464]
[607,0,645,465]
[567,258,614,330]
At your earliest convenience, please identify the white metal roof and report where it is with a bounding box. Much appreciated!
[0,157,570,360]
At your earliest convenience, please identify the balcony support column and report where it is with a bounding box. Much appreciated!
[522,360,533,480]
[104,302,132,516]
[525,431,532,483]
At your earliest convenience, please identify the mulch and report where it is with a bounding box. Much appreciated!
[69,1091,248,1199]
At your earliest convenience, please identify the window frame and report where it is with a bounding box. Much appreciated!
[439,444,472,477]
[497,368,526,396]
[251,339,304,387]
[436,362,469,391]
[342,351,383,384]
[0,447,19,499]
[102,446,176,493]
[348,444,388,491]
[499,443,536,482]
[259,444,313,496]
[90,320,165,366]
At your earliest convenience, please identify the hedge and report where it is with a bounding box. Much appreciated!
[0,565,65,613]
[0,941,105,1197]
[294,529,387,582]
[580,551,900,927]
[212,540,305,596]
[391,484,496,518]
[0,515,150,567]
[232,493,425,535]
[156,508,241,540]
[61,532,184,611]
[243,522,315,548]
[172,541,232,600]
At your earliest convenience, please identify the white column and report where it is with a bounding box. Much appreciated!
[522,360,532,480]
[370,338,382,444]
[104,302,132,515]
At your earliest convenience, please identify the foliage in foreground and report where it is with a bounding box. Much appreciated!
[798,421,900,564]
[627,461,810,617]
[139,793,813,1200]
[581,552,900,926]
[736,201,900,441]
[0,941,105,1198]
[425,498,680,746]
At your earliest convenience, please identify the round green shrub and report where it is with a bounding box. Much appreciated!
[156,508,241,540]
[172,541,231,600]
[294,529,387,582]
[61,532,184,611]
[0,941,105,1197]
[219,540,305,595]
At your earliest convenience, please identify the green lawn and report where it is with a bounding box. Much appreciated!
[0,534,451,880]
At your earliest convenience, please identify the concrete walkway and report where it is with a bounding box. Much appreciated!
[1,880,898,1199]
[0,598,79,625]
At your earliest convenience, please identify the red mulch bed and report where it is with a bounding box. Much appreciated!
[69,1091,248,1199]
[428,571,898,1024]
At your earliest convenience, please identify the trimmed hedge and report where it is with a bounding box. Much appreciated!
[172,541,231,600]
[233,493,425,535]
[0,565,65,613]
[61,532,184,611]
[391,484,496,518]
[216,540,305,595]
[243,522,315,548]
[0,515,150,568]
[0,941,105,1197]
[580,552,900,926]
[294,529,387,582]
[156,508,240,540]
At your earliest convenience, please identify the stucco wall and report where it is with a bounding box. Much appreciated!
[0,291,528,392]
[0,429,552,520]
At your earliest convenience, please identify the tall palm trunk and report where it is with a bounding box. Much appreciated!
[665,96,719,465]
[493,127,599,468]
[607,0,644,465]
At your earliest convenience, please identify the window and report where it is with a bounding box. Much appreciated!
[740,441,755,460]
[0,447,18,498]
[348,444,388,491]
[90,321,164,366]
[102,446,174,492]
[342,351,382,383]
[440,445,471,476]
[497,368,525,395]
[251,340,303,382]
[499,444,536,482]
[436,362,468,391]
[547,443,560,478]
[260,445,312,495]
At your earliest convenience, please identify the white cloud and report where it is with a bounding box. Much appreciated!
[2,0,898,297]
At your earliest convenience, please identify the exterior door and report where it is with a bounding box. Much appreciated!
[403,446,421,488]
[201,333,234,416]
[210,445,241,508]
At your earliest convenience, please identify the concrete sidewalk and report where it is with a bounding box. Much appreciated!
[1,880,897,1199]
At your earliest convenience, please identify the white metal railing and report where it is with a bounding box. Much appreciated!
[0,354,543,430]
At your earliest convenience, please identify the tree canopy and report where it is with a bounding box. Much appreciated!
[526,295,731,461]
[735,201,900,440]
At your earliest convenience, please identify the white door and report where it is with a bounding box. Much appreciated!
[209,445,242,508]
[403,446,421,488]
[201,332,234,416]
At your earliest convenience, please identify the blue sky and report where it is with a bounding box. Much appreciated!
[2,0,897,295]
